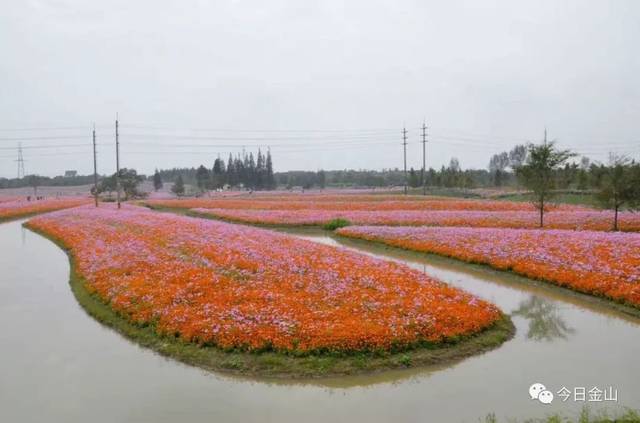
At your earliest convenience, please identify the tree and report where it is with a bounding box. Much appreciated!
[95,169,142,200]
[509,144,528,169]
[489,152,509,186]
[172,175,185,196]
[265,150,275,190]
[226,154,236,187]
[195,165,210,192]
[577,157,590,190]
[118,168,144,200]
[27,174,41,197]
[153,169,163,191]
[595,154,638,231]
[255,150,265,190]
[516,140,574,227]
[317,169,326,189]
[211,158,226,189]
[94,174,116,198]
[408,167,420,188]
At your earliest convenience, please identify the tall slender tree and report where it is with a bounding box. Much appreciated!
[226,154,236,187]
[153,169,163,191]
[212,157,226,189]
[195,165,210,192]
[266,150,275,190]
[172,175,185,196]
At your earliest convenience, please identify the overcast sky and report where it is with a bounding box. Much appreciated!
[1,0,638,177]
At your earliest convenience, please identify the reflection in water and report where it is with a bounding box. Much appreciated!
[513,296,575,341]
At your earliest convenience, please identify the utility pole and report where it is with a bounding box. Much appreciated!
[402,126,408,195]
[421,121,428,196]
[115,115,121,209]
[16,143,25,179]
[92,124,98,207]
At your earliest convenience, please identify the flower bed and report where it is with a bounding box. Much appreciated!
[0,197,89,222]
[189,208,640,231]
[147,197,584,212]
[26,205,501,353]
[336,226,640,308]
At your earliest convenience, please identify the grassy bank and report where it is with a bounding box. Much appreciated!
[483,407,640,423]
[24,222,515,379]
[496,191,597,207]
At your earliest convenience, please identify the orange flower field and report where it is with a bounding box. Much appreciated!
[25,205,501,353]
[0,197,90,221]
[336,226,640,308]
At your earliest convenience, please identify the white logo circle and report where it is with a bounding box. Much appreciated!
[529,383,546,400]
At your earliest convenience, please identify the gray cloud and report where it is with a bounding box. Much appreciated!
[1,0,638,177]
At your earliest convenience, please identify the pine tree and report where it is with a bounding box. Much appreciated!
[153,169,163,191]
[248,152,256,189]
[266,150,275,190]
[195,165,210,192]
[235,155,246,188]
[317,169,326,189]
[212,157,226,189]
[254,149,262,190]
[226,154,236,187]
[172,175,185,196]
[408,168,420,188]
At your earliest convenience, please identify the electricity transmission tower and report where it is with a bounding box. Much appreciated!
[16,143,25,179]
[421,121,428,195]
[115,115,121,209]
[93,124,98,207]
[402,127,408,195]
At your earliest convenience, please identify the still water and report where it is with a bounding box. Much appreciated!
[1,220,639,422]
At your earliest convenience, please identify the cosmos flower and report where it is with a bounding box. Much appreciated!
[337,226,640,307]
[26,204,501,352]
[0,197,89,221]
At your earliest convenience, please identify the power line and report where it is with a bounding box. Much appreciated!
[0,136,88,141]
[119,134,404,142]
[0,143,106,150]
[119,124,399,133]
[0,126,90,132]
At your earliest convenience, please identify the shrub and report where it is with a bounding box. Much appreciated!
[323,218,351,230]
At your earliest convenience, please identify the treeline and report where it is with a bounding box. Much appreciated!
[0,174,97,189]
[274,152,638,192]
[155,149,275,194]
[276,166,488,189]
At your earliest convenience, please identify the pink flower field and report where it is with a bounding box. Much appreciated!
[190,207,640,231]
[0,197,90,222]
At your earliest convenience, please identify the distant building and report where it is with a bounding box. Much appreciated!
[64,170,78,177]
